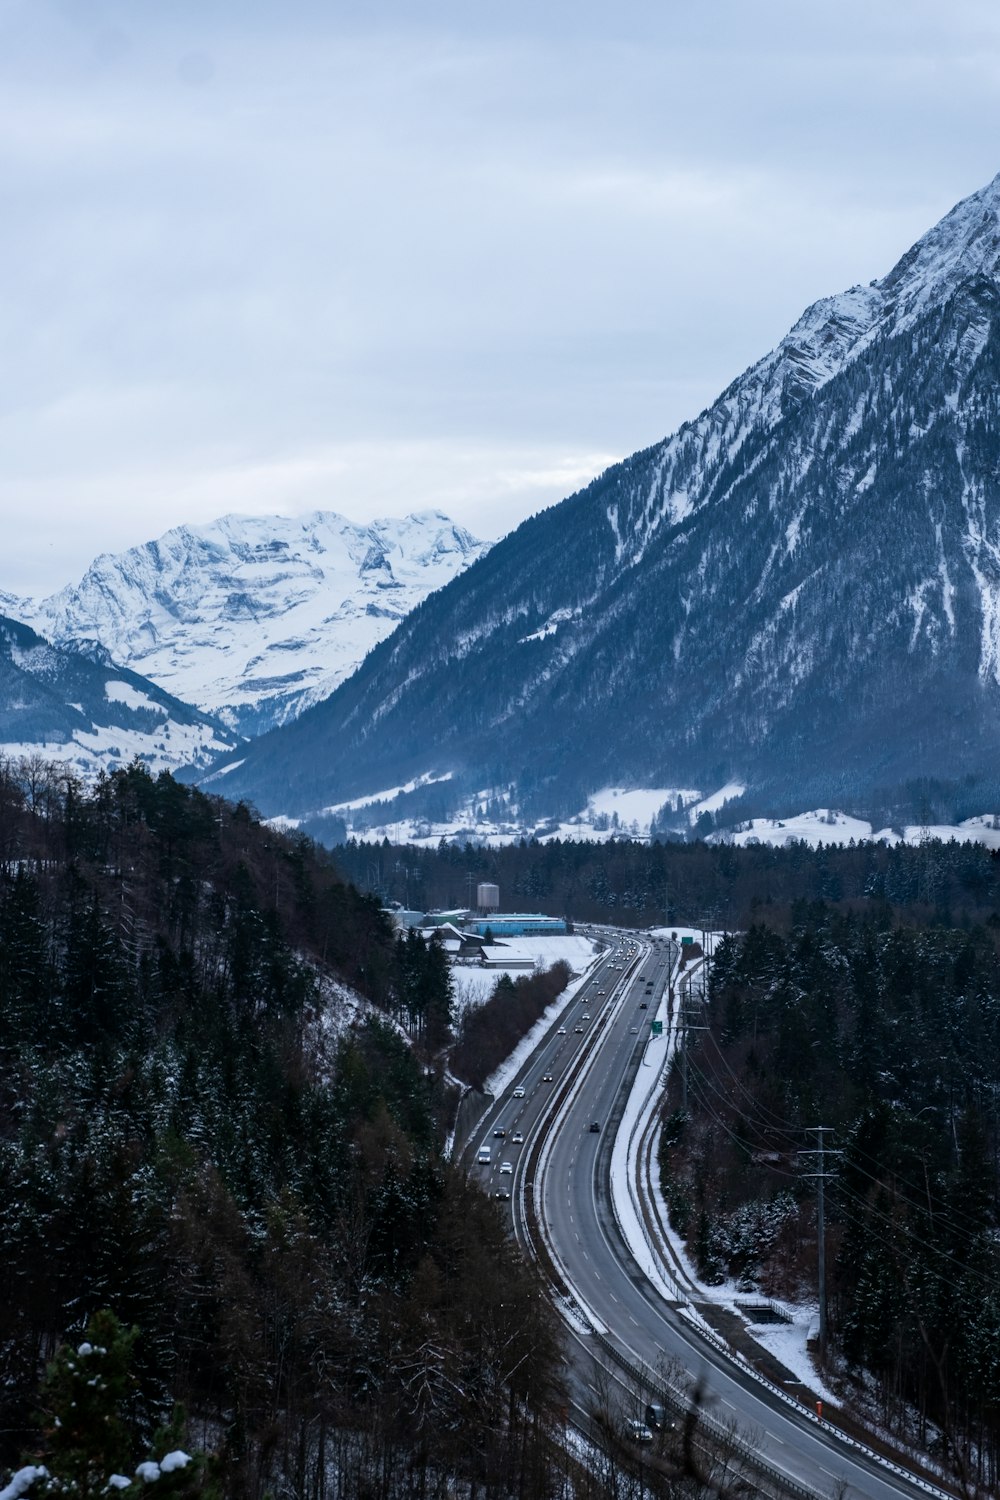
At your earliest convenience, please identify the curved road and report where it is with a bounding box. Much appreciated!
[467,931,943,1500]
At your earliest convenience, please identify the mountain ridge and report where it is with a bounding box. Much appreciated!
[9,508,490,737]
[198,171,1000,833]
[0,612,237,779]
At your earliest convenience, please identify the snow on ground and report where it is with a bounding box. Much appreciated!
[689,781,746,820]
[1,716,234,781]
[104,680,167,714]
[586,785,701,830]
[609,935,842,1407]
[482,942,602,1097]
[912,815,1000,848]
[450,935,598,1016]
[718,809,878,847]
[648,924,722,956]
[320,772,453,816]
[717,809,1000,850]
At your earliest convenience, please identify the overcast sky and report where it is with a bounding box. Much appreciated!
[4,0,1000,595]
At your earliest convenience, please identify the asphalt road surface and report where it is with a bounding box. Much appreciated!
[465,931,943,1500]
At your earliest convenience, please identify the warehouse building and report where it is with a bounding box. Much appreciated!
[466,913,567,937]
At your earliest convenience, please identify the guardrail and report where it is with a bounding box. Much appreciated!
[591,1329,821,1500]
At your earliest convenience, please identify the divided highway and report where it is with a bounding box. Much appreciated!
[462,931,945,1500]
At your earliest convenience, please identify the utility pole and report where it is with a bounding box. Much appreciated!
[800,1126,838,1360]
[677,972,708,1113]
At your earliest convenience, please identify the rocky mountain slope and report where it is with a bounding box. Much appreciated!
[203,172,1000,832]
[0,614,236,779]
[10,510,489,736]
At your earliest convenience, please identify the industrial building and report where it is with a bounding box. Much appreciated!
[466,913,567,937]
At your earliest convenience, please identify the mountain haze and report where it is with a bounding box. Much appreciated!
[206,173,1000,826]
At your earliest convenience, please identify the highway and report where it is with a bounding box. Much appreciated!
[463,931,945,1500]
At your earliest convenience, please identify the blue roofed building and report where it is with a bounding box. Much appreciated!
[465,913,566,937]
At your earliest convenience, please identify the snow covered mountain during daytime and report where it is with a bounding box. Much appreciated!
[202,171,1000,837]
[0,614,237,779]
[11,511,490,737]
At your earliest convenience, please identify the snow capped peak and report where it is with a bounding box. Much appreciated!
[612,172,1000,566]
[10,509,491,736]
[879,172,1000,322]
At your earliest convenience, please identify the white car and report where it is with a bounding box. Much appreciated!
[557,1026,567,1035]
[500,1161,513,1174]
[512,1086,525,1098]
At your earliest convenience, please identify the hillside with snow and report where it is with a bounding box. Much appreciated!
[0,613,237,779]
[201,171,1000,831]
[10,510,490,736]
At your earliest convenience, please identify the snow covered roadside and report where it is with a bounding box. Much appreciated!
[608,978,685,1298]
[607,938,842,1406]
[482,943,602,1098]
[450,934,598,1017]
[645,1154,841,1404]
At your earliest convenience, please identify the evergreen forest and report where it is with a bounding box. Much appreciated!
[664,906,1000,1491]
[334,829,1000,931]
[0,758,565,1498]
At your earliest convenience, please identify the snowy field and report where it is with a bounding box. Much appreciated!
[305,777,1000,853]
[450,934,598,1016]
[718,808,1000,850]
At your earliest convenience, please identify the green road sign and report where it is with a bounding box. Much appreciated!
[651,1019,663,1036]
[681,935,694,945]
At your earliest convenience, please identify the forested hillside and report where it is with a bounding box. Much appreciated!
[0,758,563,1498]
[664,906,1000,1491]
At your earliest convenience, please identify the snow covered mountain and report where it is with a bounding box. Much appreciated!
[0,614,237,780]
[15,511,490,736]
[202,171,1000,835]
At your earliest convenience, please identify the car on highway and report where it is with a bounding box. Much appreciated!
[574,1024,584,1033]
[512,1086,525,1098]
[511,1131,524,1144]
[493,1127,506,1137]
[624,1419,653,1444]
[499,1161,513,1174]
[542,1072,553,1082]
[557,1026,567,1035]
[589,1121,600,1133]
[630,1025,639,1033]
[581,1012,590,1020]
[644,1403,667,1431]
[639,1001,647,1009]
[493,1188,510,1200]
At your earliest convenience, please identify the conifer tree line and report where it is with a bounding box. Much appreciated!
[0,757,566,1498]
[661,904,1000,1491]
[335,826,1000,930]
